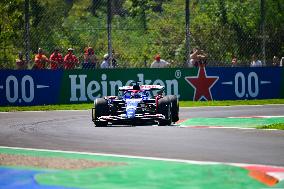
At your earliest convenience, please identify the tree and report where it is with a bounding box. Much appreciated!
[0,0,25,68]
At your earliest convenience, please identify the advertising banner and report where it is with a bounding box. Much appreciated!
[193,67,282,100]
[60,67,282,103]
[59,68,190,104]
[281,68,284,98]
[0,70,62,106]
[0,67,283,106]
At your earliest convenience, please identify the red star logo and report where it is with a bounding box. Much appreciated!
[185,67,219,101]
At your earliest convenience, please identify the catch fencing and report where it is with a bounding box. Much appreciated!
[0,0,283,69]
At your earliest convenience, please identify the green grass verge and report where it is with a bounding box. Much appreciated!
[257,123,284,130]
[0,103,93,112]
[0,99,283,112]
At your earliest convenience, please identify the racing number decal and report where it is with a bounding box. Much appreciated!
[4,75,35,103]
[234,72,259,98]
[221,71,270,99]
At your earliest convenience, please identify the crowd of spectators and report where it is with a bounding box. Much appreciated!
[15,47,117,70]
[15,47,283,70]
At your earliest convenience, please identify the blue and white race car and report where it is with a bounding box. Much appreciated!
[92,82,179,126]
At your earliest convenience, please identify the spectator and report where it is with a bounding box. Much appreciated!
[250,54,263,67]
[231,56,238,67]
[189,48,208,68]
[100,54,112,69]
[83,47,98,69]
[16,52,28,70]
[34,48,49,69]
[150,54,170,68]
[272,56,280,67]
[49,48,63,70]
[280,57,284,67]
[63,48,79,70]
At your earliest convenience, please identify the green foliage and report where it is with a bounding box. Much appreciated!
[257,123,284,130]
[0,0,283,68]
[0,0,25,68]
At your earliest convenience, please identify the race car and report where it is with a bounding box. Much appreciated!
[92,82,179,126]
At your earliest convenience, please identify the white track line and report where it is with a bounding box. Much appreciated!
[0,145,218,165]
[179,126,257,130]
[228,116,284,118]
[179,126,282,131]
[181,105,264,108]
[182,104,284,109]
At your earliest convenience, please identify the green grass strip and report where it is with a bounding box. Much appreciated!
[257,123,284,130]
[0,103,93,112]
[179,117,284,128]
[0,99,284,112]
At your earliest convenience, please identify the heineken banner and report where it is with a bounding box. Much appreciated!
[0,67,283,106]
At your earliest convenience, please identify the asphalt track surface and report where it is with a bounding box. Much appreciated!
[0,105,283,166]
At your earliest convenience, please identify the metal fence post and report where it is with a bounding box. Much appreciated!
[185,0,190,68]
[24,0,30,65]
[260,0,266,66]
[107,0,112,61]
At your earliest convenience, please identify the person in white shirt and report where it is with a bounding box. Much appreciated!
[280,57,284,67]
[272,56,280,67]
[250,54,263,67]
[150,54,170,68]
[100,54,112,69]
[188,48,208,68]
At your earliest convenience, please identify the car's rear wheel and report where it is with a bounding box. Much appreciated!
[157,97,172,126]
[168,95,179,122]
[94,98,109,127]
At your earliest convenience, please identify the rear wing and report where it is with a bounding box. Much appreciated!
[119,85,165,91]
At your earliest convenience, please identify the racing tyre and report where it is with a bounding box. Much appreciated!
[157,97,172,126]
[167,95,179,122]
[94,98,109,127]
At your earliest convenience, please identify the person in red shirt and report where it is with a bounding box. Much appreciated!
[83,47,98,69]
[49,48,63,70]
[63,48,79,70]
[16,52,28,70]
[34,48,49,69]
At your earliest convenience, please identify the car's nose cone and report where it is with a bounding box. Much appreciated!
[125,99,142,118]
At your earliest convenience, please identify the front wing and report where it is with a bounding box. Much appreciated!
[92,108,165,125]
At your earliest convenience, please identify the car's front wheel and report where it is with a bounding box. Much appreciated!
[168,95,179,122]
[93,98,109,127]
[157,97,172,126]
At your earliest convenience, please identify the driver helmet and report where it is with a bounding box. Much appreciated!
[131,90,141,98]
[124,91,131,99]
